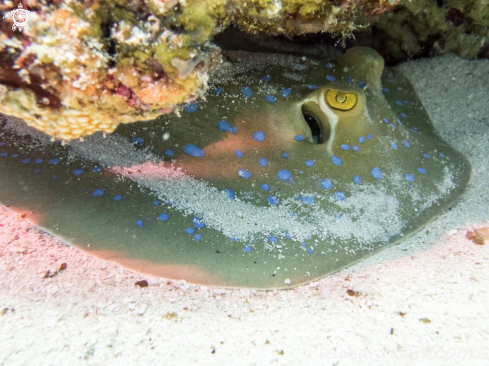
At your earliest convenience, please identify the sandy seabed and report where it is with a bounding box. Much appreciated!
[1,54,489,366]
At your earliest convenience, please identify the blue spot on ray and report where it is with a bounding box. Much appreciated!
[341,144,350,151]
[294,135,304,141]
[423,153,431,158]
[403,140,410,148]
[165,149,174,157]
[131,137,144,146]
[334,191,346,201]
[135,220,144,228]
[93,166,103,173]
[261,75,271,82]
[405,174,415,182]
[241,87,253,97]
[113,194,123,201]
[277,170,291,181]
[183,144,205,157]
[358,136,365,143]
[261,184,269,191]
[213,87,223,95]
[391,142,398,150]
[217,120,231,132]
[92,189,104,197]
[418,168,427,174]
[192,217,205,228]
[321,179,333,190]
[302,196,315,204]
[184,103,198,113]
[222,188,236,199]
[238,169,252,179]
[326,75,336,82]
[153,200,160,205]
[235,150,243,158]
[253,131,266,142]
[34,159,43,164]
[305,159,314,167]
[281,88,291,98]
[331,156,342,166]
[0,152,7,157]
[186,228,194,234]
[259,158,267,167]
[158,213,169,221]
[371,167,383,180]
[352,145,359,152]
[282,152,288,158]
[269,236,277,243]
[353,175,361,184]
[358,81,365,89]
[194,234,201,242]
[265,95,276,103]
[73,168,84,176]
[243,246,251,253]
[325,63,334,69]
[268,196,279,205]
[22,158,30,164]
[367,134,372,140]
[308,85,319,90]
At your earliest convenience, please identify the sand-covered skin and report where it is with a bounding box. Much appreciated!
[1,53,489,365]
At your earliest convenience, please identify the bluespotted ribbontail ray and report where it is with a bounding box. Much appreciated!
[0,48,470,289]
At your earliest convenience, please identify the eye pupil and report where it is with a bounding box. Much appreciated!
[335,94,347,103]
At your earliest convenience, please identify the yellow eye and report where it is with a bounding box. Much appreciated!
[325,89,357,111]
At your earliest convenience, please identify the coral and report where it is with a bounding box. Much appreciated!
[372,0,489,61]
[232,0,399,36]
[0,0,225,140]
[0,0,400,141]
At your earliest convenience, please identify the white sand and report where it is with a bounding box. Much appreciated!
[1,53,488,366]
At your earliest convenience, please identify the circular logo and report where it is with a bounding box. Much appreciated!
[4,3,36,32]
[12,8,29,29]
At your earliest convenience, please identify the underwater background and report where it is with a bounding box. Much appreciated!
[1,1,489,364]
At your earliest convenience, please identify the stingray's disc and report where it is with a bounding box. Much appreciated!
[0,48,470,289]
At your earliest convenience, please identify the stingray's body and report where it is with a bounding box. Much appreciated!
[0,48,470,288]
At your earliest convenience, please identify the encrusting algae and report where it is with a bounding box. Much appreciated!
[0,0,226,140]
[0,0,397,141]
